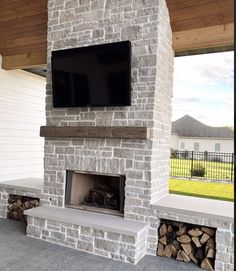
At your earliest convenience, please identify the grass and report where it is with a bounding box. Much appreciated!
[169,178,234,202]
[171,158,234,181]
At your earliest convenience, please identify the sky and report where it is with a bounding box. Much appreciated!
[172,51,234,128]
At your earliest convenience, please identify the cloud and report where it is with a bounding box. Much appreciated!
[172,51,234,127]
[173,51,234,85]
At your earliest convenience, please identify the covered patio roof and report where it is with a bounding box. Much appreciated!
[0,0,234,69]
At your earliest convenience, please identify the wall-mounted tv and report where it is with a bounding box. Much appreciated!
[51,41,131,107]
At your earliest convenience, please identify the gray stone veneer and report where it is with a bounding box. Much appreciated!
[27,216,148,264]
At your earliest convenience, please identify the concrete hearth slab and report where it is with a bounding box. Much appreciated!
[0,218,201,271]
[151,194,234,222]
[0,178,43,194]
[24,206,148,236]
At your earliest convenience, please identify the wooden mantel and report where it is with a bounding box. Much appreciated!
[40,126,151,140]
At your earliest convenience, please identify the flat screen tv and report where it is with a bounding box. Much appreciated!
[51,41,131,107]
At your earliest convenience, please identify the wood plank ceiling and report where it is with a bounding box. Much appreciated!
[0,0,47,70]
[0,0,234,69]
[167,0,234,54]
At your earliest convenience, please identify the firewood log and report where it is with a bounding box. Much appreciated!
[159,223,167,237]
[172,240,181,251]
[159,236,167,245]
[163,244,172,258]
[24,201,30,209]
[201,258,214,271]
[201,227,215,237]
[188,228,203,237]
[15,199,22,208]
[200,233,211,244]
[181,251,191,262]
[157,242,164,256]
[207,248,215,258]
[176,223,187,236]
[181,243,193,255]
[192,236,202,248]
[177,234,191,244]
[176,250,184,261]
[168,243,178,257]
[206,238,215,249]
[12,211,19,220]
[189,252,198,265]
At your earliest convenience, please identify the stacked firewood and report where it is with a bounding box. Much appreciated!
[157,220,216,271]
[7,195,39,223]
[84,184,118,209]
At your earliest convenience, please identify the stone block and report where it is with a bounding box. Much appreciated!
[66,228,79,238]
[107,232,121,241]
[34,217,46,227]
[80,226,92,235]
[94,239,119,253]
[77,240,93,252]
[50,231,65,241]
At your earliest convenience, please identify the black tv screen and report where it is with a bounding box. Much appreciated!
[51,41,131,107]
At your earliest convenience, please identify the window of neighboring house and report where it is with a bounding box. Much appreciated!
[193,142,199,151]
[180,142,185,149]
[215,143,221,152]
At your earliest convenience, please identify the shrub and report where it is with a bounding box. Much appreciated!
[171,149,178,158]
[181,150,189,159]
[210,156,222,162]
[191,164,206,177]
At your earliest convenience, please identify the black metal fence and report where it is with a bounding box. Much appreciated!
[170,150,234,181]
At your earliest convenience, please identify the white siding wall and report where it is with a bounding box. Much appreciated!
[0,65,46,182]
[170,134,179,150]
[170,135,234,153]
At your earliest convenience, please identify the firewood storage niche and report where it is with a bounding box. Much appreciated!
[65,170,125,216]
[157,219,216,271]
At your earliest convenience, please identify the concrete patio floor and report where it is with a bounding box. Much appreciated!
[0,218,201,271]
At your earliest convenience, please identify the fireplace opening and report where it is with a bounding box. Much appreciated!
[65,170,125,216]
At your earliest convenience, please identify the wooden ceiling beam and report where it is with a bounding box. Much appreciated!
[173,23,234,53]
[2,51,47,70]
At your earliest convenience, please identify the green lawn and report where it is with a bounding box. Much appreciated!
[169,178,234,202]
[171,158,234,181]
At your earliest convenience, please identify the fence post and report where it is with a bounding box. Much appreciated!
[230,153,234,182]
[190,151,194,178]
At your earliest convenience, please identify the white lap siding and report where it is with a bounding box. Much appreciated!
[0,65,45,182]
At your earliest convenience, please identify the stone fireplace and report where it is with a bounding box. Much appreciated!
[24,0,174,264]
[65,170,125,216]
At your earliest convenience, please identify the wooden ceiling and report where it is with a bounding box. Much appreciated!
[167,0,234,53]
[0,0,47,70]
[0,0,234,69]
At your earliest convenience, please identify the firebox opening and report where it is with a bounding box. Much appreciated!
[65,170,125,216]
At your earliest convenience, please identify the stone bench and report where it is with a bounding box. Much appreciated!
[24,206,149,264]
[150,194,234,271]
[0,178,43,218]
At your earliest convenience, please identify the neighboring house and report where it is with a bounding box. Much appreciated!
[0,57,46,182]
[170,115,234,153]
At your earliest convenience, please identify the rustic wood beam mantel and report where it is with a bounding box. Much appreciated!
[40,126,151,140]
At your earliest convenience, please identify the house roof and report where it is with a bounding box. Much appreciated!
[172,115,234,138]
